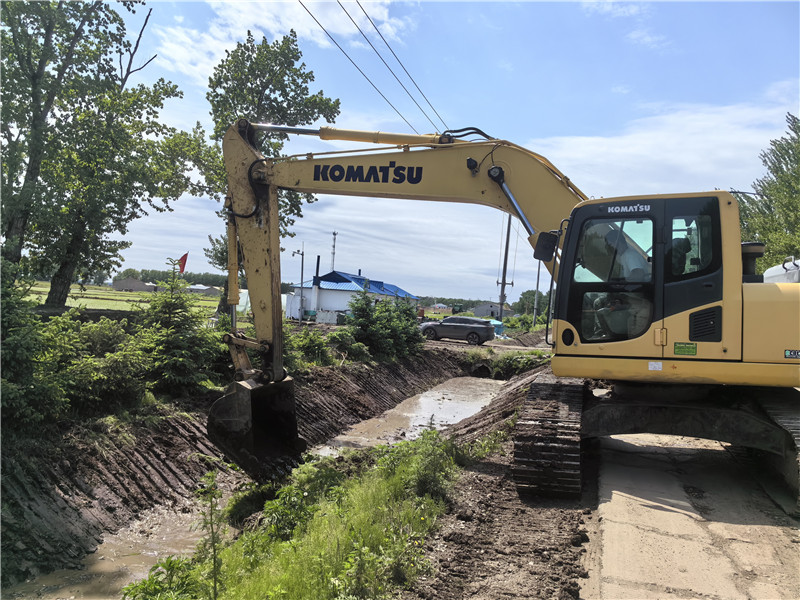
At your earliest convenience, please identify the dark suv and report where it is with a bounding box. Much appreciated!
[419,316,495,345]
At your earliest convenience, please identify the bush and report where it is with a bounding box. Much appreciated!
[2,260,232,434]
[326,328,372,363]
[282,324,334,371]
[1,261,71,430]
[122,556,201,599]
[134,269,228,396]
[347,289,423,360]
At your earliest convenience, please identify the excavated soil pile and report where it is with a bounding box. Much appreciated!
[1,349,471,587]
[399,366,591,600]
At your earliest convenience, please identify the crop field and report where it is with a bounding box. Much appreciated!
[27,282,220,315]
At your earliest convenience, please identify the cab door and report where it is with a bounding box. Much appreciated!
[662,196,733,361]
[554,199,664,359]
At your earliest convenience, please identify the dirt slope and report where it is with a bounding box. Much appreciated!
[0,349,471,587]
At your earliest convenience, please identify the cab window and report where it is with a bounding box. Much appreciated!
[572,217,654,342]
[573,219,652,283]
[668,214,714,281]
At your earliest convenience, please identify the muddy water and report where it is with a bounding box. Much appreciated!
[315,376,506,456]
[4,503,204,599]
[4,376,504,599]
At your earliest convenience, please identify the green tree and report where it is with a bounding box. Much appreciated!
[135,259,227,396]
[200,30,339,315]
[512,289,547,316]
[2,0,128,266]
[2,4,207,305]
[736,113,800,272]
[114,268,143,281]
[200,30,340,277]
[347,288,423,360]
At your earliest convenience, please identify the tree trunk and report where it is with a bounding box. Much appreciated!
[45,224,85,307]
[216,278,229,315]
[2,158,42,266]
[2,211,29,265]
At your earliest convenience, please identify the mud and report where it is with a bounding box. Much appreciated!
[398,367,591,600]
[399,445,589,600]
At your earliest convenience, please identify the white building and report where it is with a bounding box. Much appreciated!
[285,270,417,322]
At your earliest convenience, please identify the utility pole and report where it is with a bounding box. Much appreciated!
[533,259,542,322]
[292,243,305,321]
[331,231,338,272]
[497,214,513,321]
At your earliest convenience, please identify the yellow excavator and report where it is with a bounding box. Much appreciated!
[208,119,800,513]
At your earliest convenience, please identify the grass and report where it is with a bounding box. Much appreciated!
[122,429,494,600]
[27,282,220,314]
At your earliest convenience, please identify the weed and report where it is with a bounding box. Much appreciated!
[123,430,507,600]
[122,556,200,599]
[195,471,226,599]
[225,482,278,528]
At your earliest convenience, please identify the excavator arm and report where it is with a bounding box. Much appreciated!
[225,119,586,358]
[209,118,586,459]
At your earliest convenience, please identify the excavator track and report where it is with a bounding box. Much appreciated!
[511,376,800,515]
[750,387,800,516]
[512,377,586,497]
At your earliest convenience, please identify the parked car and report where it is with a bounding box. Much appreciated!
[419,316,495,345]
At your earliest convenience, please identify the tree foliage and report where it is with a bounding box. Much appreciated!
[202,29,340,253]
[346,289,423,360]
[417,297,486,311]
[2,3,206,306]
[736,113,800,271]
[2,0,130,265]
[511,289,550,317]
[115,268,229,288]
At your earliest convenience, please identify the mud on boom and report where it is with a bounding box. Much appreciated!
[209,119,800,513]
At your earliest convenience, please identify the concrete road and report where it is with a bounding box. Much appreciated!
[582,434,800,600]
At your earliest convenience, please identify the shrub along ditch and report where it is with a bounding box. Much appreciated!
[1,261,231,435]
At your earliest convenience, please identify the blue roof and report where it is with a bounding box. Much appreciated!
[296,271,417,300]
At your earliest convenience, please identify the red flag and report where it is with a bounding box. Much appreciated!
[178,252,188,274]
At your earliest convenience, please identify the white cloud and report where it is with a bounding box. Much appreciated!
[151,0,410,87]
[153,25,226,87]
[582,0,669,51]
[525,90,797,198]
[626,27,670,50]
[582,1,647,19]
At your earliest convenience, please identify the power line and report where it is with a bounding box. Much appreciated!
[357,0,450,131]
[298,0,419,133]
[338,0,439,133]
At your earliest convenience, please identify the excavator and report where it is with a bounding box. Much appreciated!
[208,119,800,513]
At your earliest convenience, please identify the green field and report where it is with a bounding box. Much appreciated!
[27,282,220,314]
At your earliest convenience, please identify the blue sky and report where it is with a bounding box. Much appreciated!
[117,1,799,301]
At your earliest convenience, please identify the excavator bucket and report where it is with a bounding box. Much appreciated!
[208,376,306,466]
